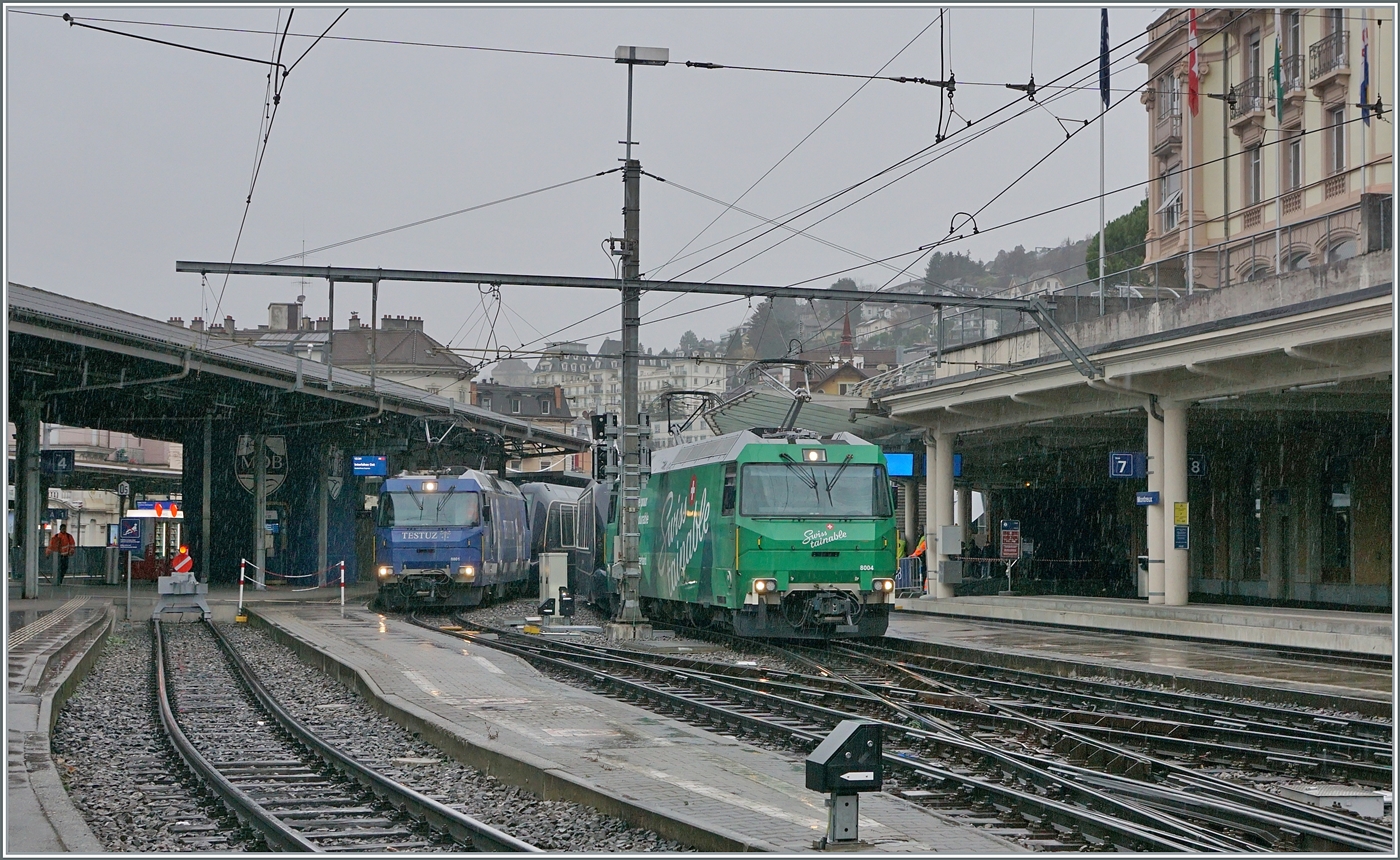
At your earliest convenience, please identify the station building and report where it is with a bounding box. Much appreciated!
[852,7,1392,612]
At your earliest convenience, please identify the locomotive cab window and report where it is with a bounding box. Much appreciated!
[378,490,480,528]
[721,464,737,515]
[740,461,893,518]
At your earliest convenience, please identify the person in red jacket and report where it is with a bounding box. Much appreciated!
[46,523,77,585]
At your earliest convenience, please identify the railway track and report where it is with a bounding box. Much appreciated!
[154,620,540,852]
[419,612,1391,853]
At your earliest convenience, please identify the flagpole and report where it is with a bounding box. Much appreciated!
[1099,8,1108,315]
[1273,8,1283,275]
[1186,10,1197,296]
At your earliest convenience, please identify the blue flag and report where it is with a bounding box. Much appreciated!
[1099,9,1110,109]
[1361,27,1371,125]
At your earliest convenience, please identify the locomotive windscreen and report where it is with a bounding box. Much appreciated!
[377,491,480,527]
[740,463,893,518]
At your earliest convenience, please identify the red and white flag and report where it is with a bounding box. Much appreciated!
[1187,9,1200,116]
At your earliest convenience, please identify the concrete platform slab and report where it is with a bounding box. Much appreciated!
[252,603,1024,854]
[894,594,1393,656]
[5,597,110,855]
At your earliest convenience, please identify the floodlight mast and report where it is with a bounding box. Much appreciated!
[614,45,668,628]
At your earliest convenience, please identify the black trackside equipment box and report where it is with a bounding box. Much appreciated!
[805,720,882,794]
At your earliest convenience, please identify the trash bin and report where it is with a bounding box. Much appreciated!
[1136,556,1149,598]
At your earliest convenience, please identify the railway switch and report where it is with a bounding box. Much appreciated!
[806,720,882,846]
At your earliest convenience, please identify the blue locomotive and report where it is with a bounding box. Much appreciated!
[373,470,530,609]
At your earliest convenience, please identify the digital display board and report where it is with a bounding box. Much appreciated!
[885,453,915,476]
[352,455,388,476]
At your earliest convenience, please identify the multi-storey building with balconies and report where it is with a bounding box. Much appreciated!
[1139,8,1391,290]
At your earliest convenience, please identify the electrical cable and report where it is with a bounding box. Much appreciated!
[654,13,942,275]
[657,10,1173,284]
[262,168,621,263]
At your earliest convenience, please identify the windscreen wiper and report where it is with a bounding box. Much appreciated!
[436,485,457,521]
[779,452,820,502]
[823,454,855,502]
[404,486,424,511]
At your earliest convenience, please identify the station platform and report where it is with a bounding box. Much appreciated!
[5,596,109,855]
[252,602,1023,854]
[893,593,1393,657]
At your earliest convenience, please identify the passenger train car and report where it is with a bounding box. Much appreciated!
[605,429,899,638]
[373,470,530,609]
[519,481,596,592]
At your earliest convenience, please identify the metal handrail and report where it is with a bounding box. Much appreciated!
[1309,30,1349,80]
[1268,54,1305,97]
[1231,76,1264,119]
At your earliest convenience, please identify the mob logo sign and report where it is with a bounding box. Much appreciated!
[236,435,288,495]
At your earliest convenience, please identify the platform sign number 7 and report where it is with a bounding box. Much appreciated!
[1109,452,1139,479]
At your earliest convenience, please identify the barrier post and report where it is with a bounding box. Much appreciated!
[238,559,246,616]
[339,560,346,618]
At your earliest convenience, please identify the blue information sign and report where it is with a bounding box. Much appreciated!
[118,517,143,551]
[352,455,388,476]
[1136,491,1160,506]
[1188,453,1209,478]
[1109,452,1146,479]
[1173,525,1190,550]
[953,453,962,478]
[40,449,75,474]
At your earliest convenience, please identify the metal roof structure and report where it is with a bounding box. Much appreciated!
[7,282,587,458]
[701,388,907,443]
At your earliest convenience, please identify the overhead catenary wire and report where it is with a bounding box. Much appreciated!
[655,9,1174,285]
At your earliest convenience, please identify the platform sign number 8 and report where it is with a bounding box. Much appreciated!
[1188,454,1208,478]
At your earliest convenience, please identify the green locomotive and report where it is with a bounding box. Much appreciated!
[609,428,898,638]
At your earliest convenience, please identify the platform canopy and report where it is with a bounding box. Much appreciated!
[7,282,588,462]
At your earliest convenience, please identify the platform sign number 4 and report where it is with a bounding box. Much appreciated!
[1188,454,1208,478]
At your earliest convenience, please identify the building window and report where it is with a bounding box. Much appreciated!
[1246,146,1263,205]
[510,398,521,414]
[1320,455,1351,583]
[1285,134,1303,191]
[426,386,440,395]
[1158,164,1182,231]
[1156,73,1180,120]
[539,399,550,415]
[1246,30,1261,79]
[481,396,491,409]
[1327,106,1346,174]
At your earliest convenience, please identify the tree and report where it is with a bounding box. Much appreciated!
[1086,198,1149,280]
[923,251,986,290]
[678,330,702,354]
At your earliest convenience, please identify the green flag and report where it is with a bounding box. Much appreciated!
[1274,36,1284,112]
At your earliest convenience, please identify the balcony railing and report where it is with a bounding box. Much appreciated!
[1231,76,1264,119]
[1309,31,1349,81]
[1268,54,1305,98]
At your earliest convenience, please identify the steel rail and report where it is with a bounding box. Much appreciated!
[558,619,1387,852]
[852,638,1393,739]
[821,641,1393,852]
[419,616,1215,852]
[153,621,322,852]
[206,620,541,853]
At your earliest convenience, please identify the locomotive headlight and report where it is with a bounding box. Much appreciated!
[802,448,827,463]
[873,578,895,593]
[378,565,393,578]
[458,564,476,582]
[753,578,778,594]
[423,481,437,492]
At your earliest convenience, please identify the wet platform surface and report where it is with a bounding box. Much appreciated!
[6,597,109,855]
[256,602,1024,853]
[889,610,1391,701]
[894,594,1392,658]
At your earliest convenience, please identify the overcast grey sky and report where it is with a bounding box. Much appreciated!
[7,4,1160,374]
